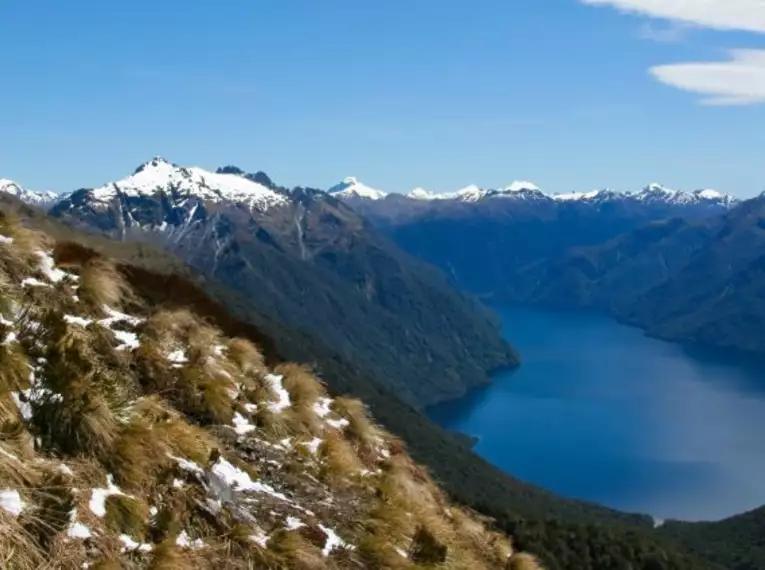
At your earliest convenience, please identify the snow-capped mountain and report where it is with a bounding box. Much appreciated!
[88,156,288,212]
[340,178,737,209]
[328,177,387,200]
[0,178,61,207]
[407,187,444,200]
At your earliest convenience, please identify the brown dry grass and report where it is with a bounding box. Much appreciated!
[109,397,214,491]
[0,510,46,570]
[268,529,329,570]
[79,257,129,309]
[319,431,363,483]
[148,540,200,570]
[104,494,149,538]
[226,337,265,376]
[332,396,384,458]
[0,342,30,394]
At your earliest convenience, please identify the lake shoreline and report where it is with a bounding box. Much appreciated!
[428,305,765,522]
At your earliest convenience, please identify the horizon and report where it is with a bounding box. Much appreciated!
[2,0,765,197]
[3,154,742,199]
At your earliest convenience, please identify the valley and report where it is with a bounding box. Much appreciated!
[3,166,764,569]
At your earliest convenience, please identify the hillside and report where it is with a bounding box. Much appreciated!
[506,195,765,355]
[43,158,518,408]
[0,199,729,570]
[659,507,765,570]
[0,212,543,569]
[335,181,735,296]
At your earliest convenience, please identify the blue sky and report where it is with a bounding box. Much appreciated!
[1,0,765,196]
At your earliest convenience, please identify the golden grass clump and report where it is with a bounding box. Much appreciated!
[332,396,384,458]
[507,552,545,570]
[137,310,238,426]
[0,212,47,277]
[276,363,324,409]
[250,406,289,438]
[226,337,265,377]
[79,257,130,309]
[104,494,149,539]
[148,540,199,570]
[211,523,283,569]
[177,366,235,425]
[109,397,214,491]
[31,312,132,458]
[267,529,329,570]
[450,506,513,566]
[319,431,363,483]
[0,337,30,394]
[0,510,46,570]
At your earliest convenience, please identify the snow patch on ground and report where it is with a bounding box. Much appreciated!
[265,374,291,412]
[119,534,153,552]
[176,530,206,549]
[319,524,353,556]
[232,412,256,435]
[302,437,322,455]
[64,314,93,327]
[313,397,332,418]
[210,457,290,502]
[89,474,126,517]
[0,489,25,516]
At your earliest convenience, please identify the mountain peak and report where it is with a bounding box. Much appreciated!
[328,177,387,200]
[504,180,540,192]
[91,157,288,211]
[0,178,60,207]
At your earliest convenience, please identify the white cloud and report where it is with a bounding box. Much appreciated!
[581,0,765,34]
[650,49,765,105]
[638,21,689,43]
[582,1,765,105]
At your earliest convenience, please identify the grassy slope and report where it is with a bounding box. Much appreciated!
[0,220,536,569]
[2,196,733,569]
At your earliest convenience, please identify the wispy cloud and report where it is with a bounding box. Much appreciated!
[637,21,689,43]
[581,0,765,105]
[650,49,765,105]
[581,0,765,34]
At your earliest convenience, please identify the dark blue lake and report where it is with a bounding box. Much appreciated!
[428,306,765,522]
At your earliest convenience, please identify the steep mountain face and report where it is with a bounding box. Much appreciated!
[0,217,538,570]
[508,195,765,354]
[337,180,735,296]
[0,178,62,208]
[46,158,518,407]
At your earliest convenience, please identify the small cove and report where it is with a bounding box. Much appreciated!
[428,306,765,521]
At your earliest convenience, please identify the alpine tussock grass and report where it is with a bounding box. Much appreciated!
[0,220,540,569]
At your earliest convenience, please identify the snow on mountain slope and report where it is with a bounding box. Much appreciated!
[90,156,288,211]
[407,187,442,200]
[504,180,540,193]
[386,180,738,208]
[328,177,387,200]
[0,179,61,207]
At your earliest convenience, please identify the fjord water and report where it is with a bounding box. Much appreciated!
[428,306,765,521]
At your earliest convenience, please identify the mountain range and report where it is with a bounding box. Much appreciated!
[328,176,737,207]
[1,163,759,569]
[7,158,516,408]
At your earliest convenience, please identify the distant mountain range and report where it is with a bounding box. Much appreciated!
[3,157,517,408]
[329,176,737,298]
[328,176,738,208]
[0,178,62,207]
[508,195,765,354]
